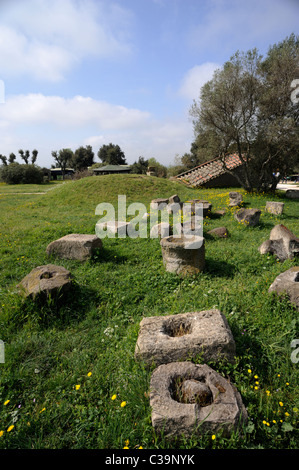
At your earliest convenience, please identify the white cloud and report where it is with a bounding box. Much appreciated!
[0,92,193,167]
[179,62,220,101]
[0,0,133,81]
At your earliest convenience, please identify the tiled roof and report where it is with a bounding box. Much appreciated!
[176,154,243,187]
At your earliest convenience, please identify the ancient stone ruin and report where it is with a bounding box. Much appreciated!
[265,201,284,215]
[207,226,229,238]
[134,309,236,367]
[234,208,261,227]
[46,234,102,261]
[229,192,243,207]
[285,189,299,199]
[17,264,72,300]
[268,266,299,310]
[259,224,299,261]
[160,235,205,276]
[150,362,248,439]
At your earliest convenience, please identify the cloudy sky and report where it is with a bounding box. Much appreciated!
[0,0,298,168]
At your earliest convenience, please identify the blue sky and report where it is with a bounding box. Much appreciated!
[0,0,298,168]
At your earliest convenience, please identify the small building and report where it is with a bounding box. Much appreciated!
[50,168,74,180]
[92,165,132,175]
[175,154,244,188]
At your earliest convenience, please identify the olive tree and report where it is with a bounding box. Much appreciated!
[190,34,299,192]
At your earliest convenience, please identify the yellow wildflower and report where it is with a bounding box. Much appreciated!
[111,394,117,400]
[212,435,216,440]
[279,402,284,407]
[7,425,14,432]
[0,430,4,437]
[87,372,92,377]
[40,408,46,413]
[121,401,127,408]
[248,369,252,374]
[75,384,81,390]
[4,400,10,406]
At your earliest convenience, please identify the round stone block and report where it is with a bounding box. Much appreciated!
[160,235,205,276]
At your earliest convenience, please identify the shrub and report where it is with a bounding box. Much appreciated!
[0,163,44,184]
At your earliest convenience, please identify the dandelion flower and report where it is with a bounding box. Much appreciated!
[87,372,92,377]
[111,394,117,401]
[123,446,129,449]
[273,420,276,424]
[121,401,127,408]
[0,431,4,437]
[279,402,284,407]
[75,385,81,391]
[266,390,270,396]
[248,369,252,374]
[138,446,143,449]
[254,375,258,379]
[4,400,10,406]
[40,408,46,413]
[285,412,290,417]
[212,435,216,440]
[7,425,14,432]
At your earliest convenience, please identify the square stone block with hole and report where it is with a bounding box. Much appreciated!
[46,234,102,261]
[134,309,236,367]
[150,362,248,439]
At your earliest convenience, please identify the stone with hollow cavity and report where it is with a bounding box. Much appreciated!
[150,362,248,438]
[17,264,72,299]
[46,234,102,261]
[134,309,236,367]
[268,266,299,310]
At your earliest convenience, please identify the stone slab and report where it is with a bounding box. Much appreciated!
[134,309,236,367]
[268,266,299,310]
[46,234,102,261]
[150,362,248,438]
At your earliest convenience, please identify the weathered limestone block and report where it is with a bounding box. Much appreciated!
[259,224,299,261]
[187,200,212,217]
[95,220,130,238]
[150,362,248,439]
[234,208,261,226]
[17,264,72,299]
[160,235,205,276]
[168,194,181,204]
[46,234,102,261]
[150,222,172,239]
[207,226,228,238]
[134,309,236,367]
[268,266,299,310]
[265,201,284,215]
[229,192,243,207]
[285,189,299,199]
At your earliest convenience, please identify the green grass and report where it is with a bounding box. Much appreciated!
[0,175,298,449]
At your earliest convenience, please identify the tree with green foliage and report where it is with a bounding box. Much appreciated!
[31,149,38,165]
[51,148,74,180]
[97,143,127,165]
[8,153,17,164]
[190,34,299,192]
[71,145,94,171]
[130,156,149,174]
[0,154,7,166]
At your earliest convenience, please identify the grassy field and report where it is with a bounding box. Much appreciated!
[0,175,298,449]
